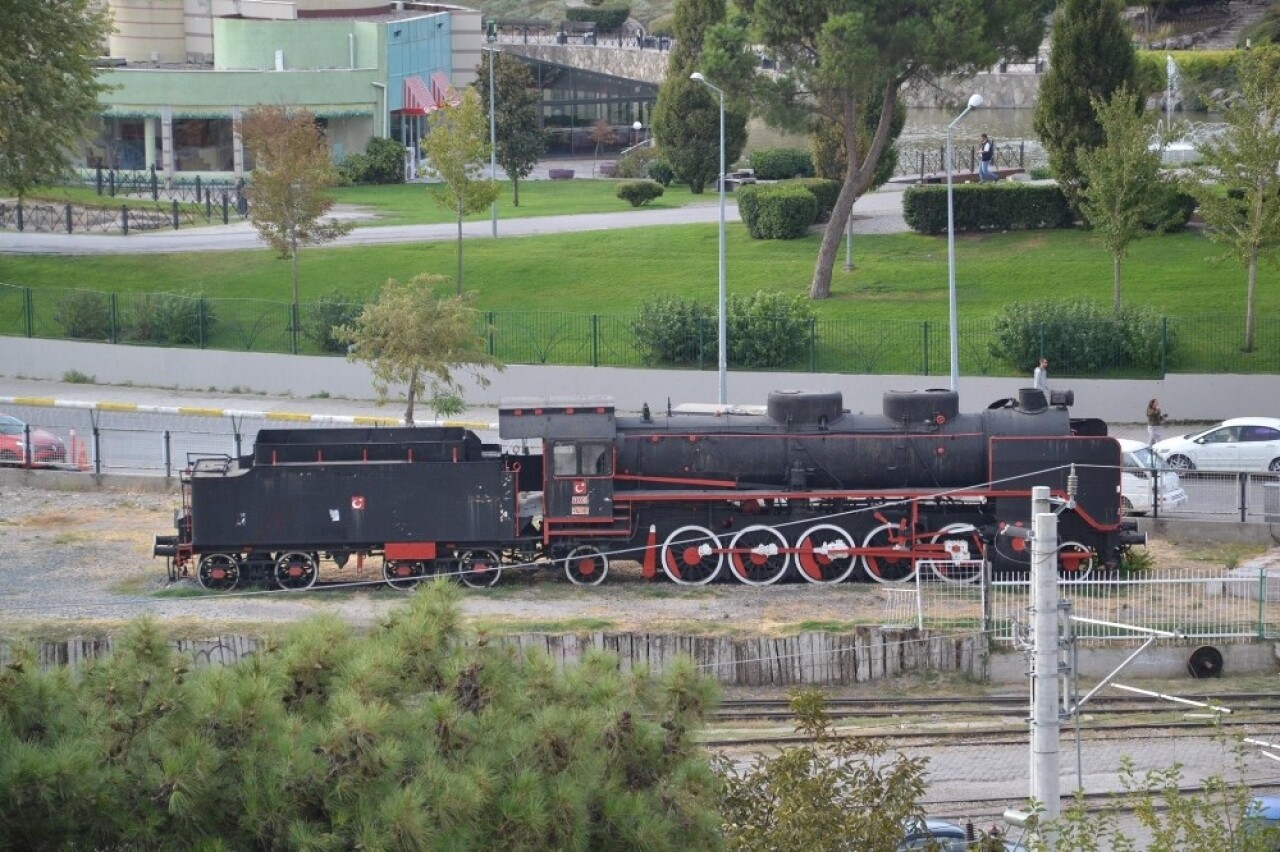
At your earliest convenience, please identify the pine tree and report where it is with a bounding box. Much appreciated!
[1033,0,1139,211]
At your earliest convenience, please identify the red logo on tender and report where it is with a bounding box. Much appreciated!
[351,496,366,510]
[573,480,587,495]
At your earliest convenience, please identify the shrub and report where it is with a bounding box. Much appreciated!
[121,292,215,346]
[902,183,1074,234]
[338,137,405,185]
[793,178,841,222]
[303,290,365,353]
[749,148,814,180]
[648,14,674,36]
[54,289,112,340]
[616,180,664,207]
[565,5,630,31]
[616,146,658,179]
[630,290,815,369]
[1143,182,1197,233]
[989,300,1171,374]
[648,157,675,186]
[737,184,818,239]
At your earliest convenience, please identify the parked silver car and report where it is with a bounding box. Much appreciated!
[1119,439,1188,515]
[1153,417,1280,472]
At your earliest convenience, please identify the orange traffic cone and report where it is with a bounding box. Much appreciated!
[641,524,658,580]
[76,441,90,472]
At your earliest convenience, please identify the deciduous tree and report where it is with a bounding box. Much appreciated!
[1191,46,1280,352]
[1079,87,1164,310]
[336,274,502,424]
[710,0,1048,299]
[1033,0,1139,212]
[0,0,111,199]
[420,89,501,294]
[474,53,546,207]
[240,106,352,350]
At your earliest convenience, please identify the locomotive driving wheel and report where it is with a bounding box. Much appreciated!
[727,525,789,585]
[794,524,859,584]
[383,560,429,591]
[661,525,723,585]
[458,549,502,588]
[197,553,240,592]
[563,544,610,586]
[274,551,319,590]
[927,524,984,584]
[1057,541,1097,580]
[861,522,919,584]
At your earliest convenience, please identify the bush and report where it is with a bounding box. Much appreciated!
[54,289,112,340]
[616,146,658,179]
[902,183,1074,234]
[121,292,215,346]
[648,157,675,186]
[565,5,630,31]
[793,178,841,222]
[630,290,815,369]
[1143,182,1197,233]
[737,184,818,239]
[616,180,664,207]
[749,148,814,180]
[338,137,406,185]
[989,300,1171,375]
[303,290,364,353]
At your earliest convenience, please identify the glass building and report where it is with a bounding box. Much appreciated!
[512,57,659,156]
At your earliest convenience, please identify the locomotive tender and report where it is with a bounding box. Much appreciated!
[155,387,1138,591]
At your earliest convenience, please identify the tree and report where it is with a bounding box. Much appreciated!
[711,0,1048,299]
[651,0,749,194]
[0,0,111,199]
[474,53,546,207]
[240,106,353,351]
[336,274,502,424]
[1079,87,1164,310]
[420,89,502,295]
[715,690,935,850]
[1033,0,1139,212]
[589,118,616,175]
[1191,46,1280,353]
[0,585,725,848]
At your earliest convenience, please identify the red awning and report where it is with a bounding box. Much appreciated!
[397,75,433,116]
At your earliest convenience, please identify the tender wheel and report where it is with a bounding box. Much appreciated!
[564,544,609,586]
[1058,541,1097,580]
[727,525,790,586]
[927,524,984,584]
[384,559,428,591]
[274,551,318,590]
[458,549,502,589]
[197,553,240,592]
[1166,454,1195,470]
[661,525,723,585]
[794,524,859,584]
[861,522,919,584]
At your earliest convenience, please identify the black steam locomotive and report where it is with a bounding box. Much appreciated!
[155,387,1139,591]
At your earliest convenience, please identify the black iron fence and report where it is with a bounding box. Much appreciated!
[895,143,1036,182]
[0,193,248,235]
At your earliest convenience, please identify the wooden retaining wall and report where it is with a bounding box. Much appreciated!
[1,628,987,686]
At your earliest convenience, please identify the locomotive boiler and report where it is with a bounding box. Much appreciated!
[156,387,1136,591]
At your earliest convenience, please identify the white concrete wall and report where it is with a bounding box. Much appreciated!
[4,336,1280,423]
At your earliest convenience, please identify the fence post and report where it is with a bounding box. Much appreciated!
[1259,567,1267,640]
[110,293,118,343]
[108,169,115,197]
[1019,141,1025,168]
[1160,317,1168,377]
[65,203,73,234]
[1240,473,1248,523]
[290,303,299,355]
[16,203,22,232]
[172,200,179,230]
[923,322,931,375]
[591,314,599,367]
[23,288,33,338]
[206,194,213,220]
[487,311,495,356]
[164,430,172,479]
[150,165,158,200]
[92,427,102,474]
[809,317,816,372]
[919,151,925,183]
[1037,323,1044,358]
[221,193,229,225]
[96,166,103,195]
[198,298,206,348]
[195,175,202,203]
[121,205,129,235]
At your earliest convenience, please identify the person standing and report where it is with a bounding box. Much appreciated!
[1033,357,1049,392]
[1146,399,1166,445]
[978,133,996,182]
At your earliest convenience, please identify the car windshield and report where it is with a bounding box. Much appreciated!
[1128,445,1158,469]
[0,416,24,436]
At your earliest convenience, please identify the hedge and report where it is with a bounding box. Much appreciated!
[902,183,1074,235]
[793,178,841,222]
[616,180,664,207]
[565,5,630,31]
[749,148,814,180]
[737,184,818,240]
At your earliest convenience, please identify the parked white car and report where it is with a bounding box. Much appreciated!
[1119,439,1188,515]
[1152,417,1280,472]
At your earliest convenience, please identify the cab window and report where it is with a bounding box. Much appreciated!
[551,442,613,476]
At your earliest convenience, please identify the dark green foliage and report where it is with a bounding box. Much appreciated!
[748,148,814,180]
[810,97,906,189]
[648,157,675,186]
[1143,183,1197,233]
[303,290,364,353]
[475,53,546,206]
[121,292,215,346]
[616,146,659,178]
[565,5,630,30]
[616,180,665,207]
[902,183,1075,235]
[793,178,841,222]
[1244,4,1280,47]
[989,299,1171,373]
[54,288,111,340]
[737,184,819,239]
[338,136,407,185]
[0,585,724,849]
[1034,0,1139,210]
[630,290,815,368]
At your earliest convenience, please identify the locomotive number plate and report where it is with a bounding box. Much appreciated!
[571,506,590,515]
[571,495,589,505]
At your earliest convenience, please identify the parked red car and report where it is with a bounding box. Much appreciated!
[0,414,67,465]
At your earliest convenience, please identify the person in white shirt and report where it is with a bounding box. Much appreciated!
[1033,357,1049,392]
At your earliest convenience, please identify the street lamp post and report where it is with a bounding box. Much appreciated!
[487,22,498,238]
[691,71,727,405]
[946,93,983,392]
[632,120,642,147]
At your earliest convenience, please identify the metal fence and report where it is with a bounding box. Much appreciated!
[0,196,247,235]
[883,568,1280,643]
[4,282,1279,376]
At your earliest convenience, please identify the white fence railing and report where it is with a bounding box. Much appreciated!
[882,568,1280,643]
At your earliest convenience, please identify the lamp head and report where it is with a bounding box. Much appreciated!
[633,121,642,130]
[967,93,984,109]
[690,72,705,82]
